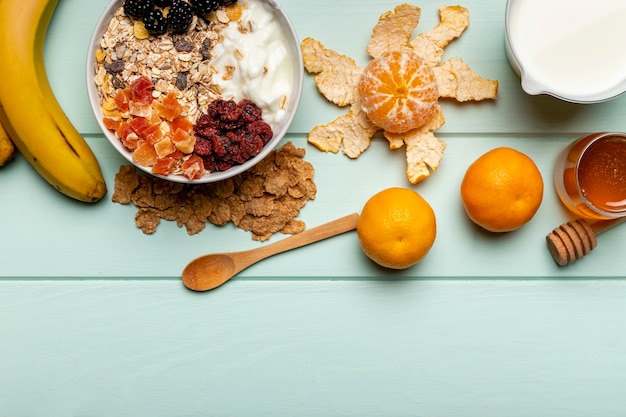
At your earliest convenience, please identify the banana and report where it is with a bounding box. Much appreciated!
[0,0,106,202]
[0,119,16,166]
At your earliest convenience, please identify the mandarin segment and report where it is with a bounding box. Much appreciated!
[358,50,438,133]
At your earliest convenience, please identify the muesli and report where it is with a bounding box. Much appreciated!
[94,0,293,179]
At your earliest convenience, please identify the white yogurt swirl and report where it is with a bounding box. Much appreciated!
[211,0,294,127]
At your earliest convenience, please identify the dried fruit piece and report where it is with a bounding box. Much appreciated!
[193,99,273,172]
[133,20,150,39]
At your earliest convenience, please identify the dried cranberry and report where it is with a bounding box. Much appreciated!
[201,154,216,171]
[193,137,212,155]
[211,134,231,158]
[239,99,263,123]
[247,120,273,144]
[192,98,274,172]
[208,100,240,121]
[240,132,264,159]
[216,161,233,171]
[195,116,220,134]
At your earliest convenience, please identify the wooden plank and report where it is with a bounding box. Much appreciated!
[2,280,626,416]
[3,134,626,279]
[3,0,626,415]
[45,0,626,136]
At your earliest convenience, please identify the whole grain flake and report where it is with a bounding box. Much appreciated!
[112,142,317,241]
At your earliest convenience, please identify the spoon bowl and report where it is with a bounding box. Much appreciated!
[182,213,359,291]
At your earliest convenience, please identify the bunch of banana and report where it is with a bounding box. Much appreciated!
[0,0,107,203]
[0,120,15,166]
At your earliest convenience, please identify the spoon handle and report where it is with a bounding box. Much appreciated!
[238,213,360,267]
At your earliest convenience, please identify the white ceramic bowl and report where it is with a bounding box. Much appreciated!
[505,0,626,104]
[86,0,303,183]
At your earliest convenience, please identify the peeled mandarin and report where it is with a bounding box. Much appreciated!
[358,50,438,133]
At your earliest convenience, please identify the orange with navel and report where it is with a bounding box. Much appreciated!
[357,49,439,133]
[357,187,436,269]
[460,147,544,232]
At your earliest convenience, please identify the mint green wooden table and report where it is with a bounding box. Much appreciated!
[2,0,626,415]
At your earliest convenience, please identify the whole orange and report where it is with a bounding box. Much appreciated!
[460,147,543,232]
[357,187,436,269]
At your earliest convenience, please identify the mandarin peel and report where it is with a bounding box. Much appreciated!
[301,4,498,184]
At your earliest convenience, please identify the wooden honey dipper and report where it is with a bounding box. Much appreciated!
[546,217,626,265]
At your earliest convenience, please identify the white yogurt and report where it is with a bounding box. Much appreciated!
[506,0,626,102]
[211,0,294,126]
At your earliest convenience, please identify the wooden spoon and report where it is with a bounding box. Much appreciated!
[546,216,626,266]
[182,213,360,291]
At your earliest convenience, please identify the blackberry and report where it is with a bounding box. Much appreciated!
[143,9,168,36]
[190,0,236,16]
[153,0,173,6]
[168,1,194,33]
[190,0,220,15]
[123,0,154,19]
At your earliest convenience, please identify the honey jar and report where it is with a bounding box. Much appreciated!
[554,132,626,219]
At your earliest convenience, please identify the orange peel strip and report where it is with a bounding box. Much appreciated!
[410,5,469,66]
[301,37,362,107]
[384,104,446,183]
[433,57,499,101]
[366,3,421,59]
[308,101,378,158]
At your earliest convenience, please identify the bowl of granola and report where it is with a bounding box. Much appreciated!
[87,0,303,183]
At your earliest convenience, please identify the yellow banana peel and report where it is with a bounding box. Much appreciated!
[0,0,107,202]
[0,120,16,166]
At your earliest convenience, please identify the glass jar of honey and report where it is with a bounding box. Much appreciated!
[554,132,626,220]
